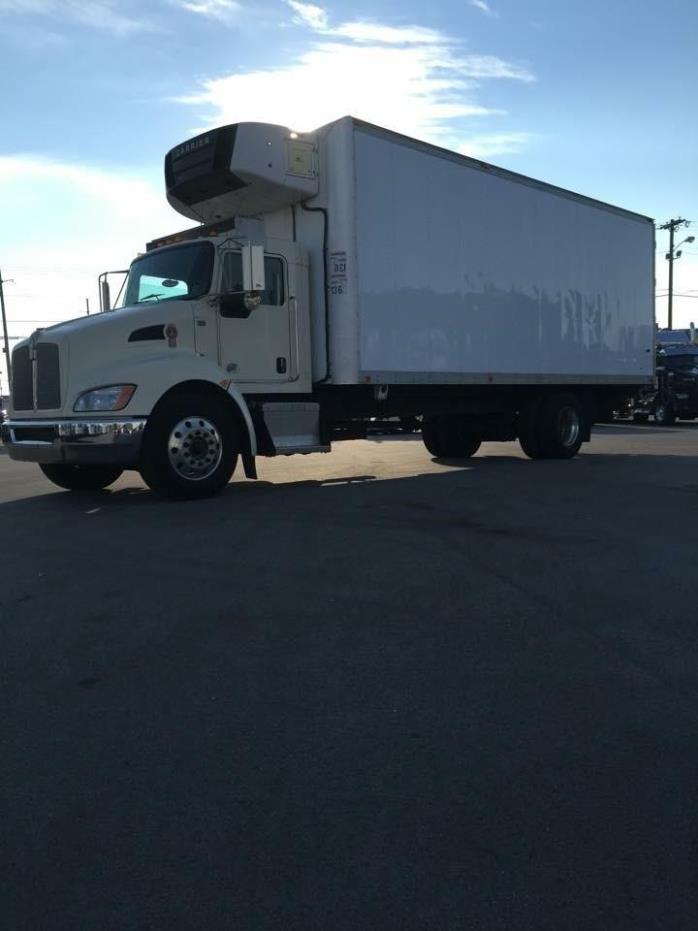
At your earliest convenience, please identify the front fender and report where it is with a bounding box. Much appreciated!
[70,352,257,456]
[223,380,257,457]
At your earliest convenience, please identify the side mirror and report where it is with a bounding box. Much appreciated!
[219,292,263,319]
[100,278,111,311]
[242,243,266,293]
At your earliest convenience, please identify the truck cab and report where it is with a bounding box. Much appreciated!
[121,231,311,392]
[633,346,698,425]
[1,123,324,498]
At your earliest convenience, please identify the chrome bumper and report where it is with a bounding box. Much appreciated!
[1,418,147,466]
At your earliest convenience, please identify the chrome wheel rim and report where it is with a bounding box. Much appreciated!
[168,416,223,481]
[558,406,580,447]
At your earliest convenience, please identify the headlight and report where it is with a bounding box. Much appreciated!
[73,385,136,412]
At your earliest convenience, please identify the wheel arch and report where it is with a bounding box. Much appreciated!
[149,379,257,458]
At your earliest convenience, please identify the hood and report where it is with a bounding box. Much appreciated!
[34,301,193,344]
[9,301,199,416]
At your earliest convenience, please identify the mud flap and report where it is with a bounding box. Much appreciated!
[242,453,257,479]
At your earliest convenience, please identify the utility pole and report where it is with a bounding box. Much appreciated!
[0,268,12,387]
[659,218,692,329]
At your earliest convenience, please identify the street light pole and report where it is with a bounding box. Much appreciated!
[660,218,691,329]
[668,224,676,329]
[0,268,12,387]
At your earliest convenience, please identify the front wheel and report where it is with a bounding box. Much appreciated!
[139,392,239,500]
[40,463,123,491]
[654,401,676,426]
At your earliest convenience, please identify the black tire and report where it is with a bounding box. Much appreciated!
[517,401,544,458]
[632,413,650,423]
[40,463,123,491]
[139,392,239,500]
[519,393,584,460]
[518,430,544,459]
[422,416,482,458]
[654,401,675,426]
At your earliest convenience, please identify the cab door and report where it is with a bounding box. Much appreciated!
[217,245,296,386]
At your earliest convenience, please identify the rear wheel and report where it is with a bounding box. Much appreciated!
[422,416,481,458]
[654,401,675,426]
[40,463,123,491]
[139,392,239,500]
[519,393,584,460]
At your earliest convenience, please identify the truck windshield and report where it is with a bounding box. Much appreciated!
[121,242,214,307]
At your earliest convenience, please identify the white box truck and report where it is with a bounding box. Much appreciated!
[2,117,655,499]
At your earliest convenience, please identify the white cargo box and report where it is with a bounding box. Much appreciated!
[309,118,655,386]
[165,117,655,388]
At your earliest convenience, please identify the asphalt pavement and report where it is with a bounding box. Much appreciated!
[2,424,698,930]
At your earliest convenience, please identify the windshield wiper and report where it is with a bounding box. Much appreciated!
[137,293,162,303]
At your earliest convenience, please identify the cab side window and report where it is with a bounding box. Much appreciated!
[221,252,243,294]
[262,258,285,306]
[221,253,285,306]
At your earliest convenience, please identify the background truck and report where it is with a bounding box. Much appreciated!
[1,117,655,499]
[628,328,698,425]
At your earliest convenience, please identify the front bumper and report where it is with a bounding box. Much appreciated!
[1,418,147,466]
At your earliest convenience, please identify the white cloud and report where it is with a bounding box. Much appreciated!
[175,0,241,22]
[0,0,156,35]
[0,156,188,385]
[458,132,533,159]
[469,0,498,17]
[451,54,531,81]
[286,1,445,44]
[0,157,165,220]
[286,2,442,44]
[332,21,443,44]
[286,0,326,30]
[180,3,533,152]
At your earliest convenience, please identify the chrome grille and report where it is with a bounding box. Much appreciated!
[11,345,32,410]
[36,343,61,409]
[10,341,61,411]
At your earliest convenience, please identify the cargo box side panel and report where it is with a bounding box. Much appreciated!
[354,128,654,384]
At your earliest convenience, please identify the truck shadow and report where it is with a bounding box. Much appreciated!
[3,447,698,519]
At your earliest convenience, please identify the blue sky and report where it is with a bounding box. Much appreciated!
[1,0,697,388]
